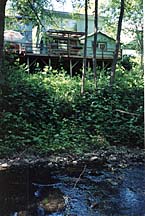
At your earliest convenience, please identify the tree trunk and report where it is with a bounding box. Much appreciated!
[93,0,98,88]
[110,0,124,88]
[81,0,88,94]
[136,25,143,69]
[0,0,7,90]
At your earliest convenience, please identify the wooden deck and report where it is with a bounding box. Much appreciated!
[5,42,114,74]
[19,51,113,75]
[5,33,117,74]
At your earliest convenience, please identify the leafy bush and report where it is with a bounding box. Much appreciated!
[0,64,144,157]
[120,55,137,70]
[115,65,143,89]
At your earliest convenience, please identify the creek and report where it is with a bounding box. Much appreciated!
[0,162,145,216]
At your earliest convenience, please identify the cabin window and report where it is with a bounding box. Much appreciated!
[92,42,107,50]
[97,43,107,50]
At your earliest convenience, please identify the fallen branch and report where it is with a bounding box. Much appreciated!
[115,109,140,116]
[73,165,87,188]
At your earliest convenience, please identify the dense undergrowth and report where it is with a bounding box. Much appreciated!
[0,63,144,157]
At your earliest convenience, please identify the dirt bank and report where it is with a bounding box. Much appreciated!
[0,146,144,171]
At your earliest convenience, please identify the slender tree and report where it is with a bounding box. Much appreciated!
[110,0,124,88]
[81,0,88,94]
[93,0,98,88]
[0,0,7,90]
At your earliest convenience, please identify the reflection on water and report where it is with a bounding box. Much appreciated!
[0,165,145,216]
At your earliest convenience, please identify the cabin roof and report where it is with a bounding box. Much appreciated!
[80,31,116,41]
[47,29,85,40]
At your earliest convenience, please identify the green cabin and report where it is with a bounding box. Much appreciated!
[5,10,122,73]
[80,31,122,59]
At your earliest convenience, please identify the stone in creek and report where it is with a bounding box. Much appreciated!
[90,156,98,161]
[37,188,65,213]
[1,163,9,168]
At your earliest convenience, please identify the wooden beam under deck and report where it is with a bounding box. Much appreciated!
[19,52,113,74]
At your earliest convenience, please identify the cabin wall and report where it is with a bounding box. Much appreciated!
[43,13,98,33]
[80,33,116,59]
[76,16,94,34]
[46,16,77,31]
[76,15,104,34]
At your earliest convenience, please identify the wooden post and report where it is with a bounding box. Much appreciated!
[27,56,30,73]
[101,45,105,69]
[70,59,72,77]
[102,50,104,69]
[49,58,51,67]
[88,60,90,70]
[68,33,70,56]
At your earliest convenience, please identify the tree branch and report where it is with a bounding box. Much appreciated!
[115,109,140,116]
[27,0,46,30]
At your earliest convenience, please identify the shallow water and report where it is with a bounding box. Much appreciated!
[0,164,145,216]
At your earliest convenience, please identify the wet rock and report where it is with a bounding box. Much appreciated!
[90,156,98,161]
[108,155,117,161]
[72,160,78,165]
[90,202,99,209]
[1,163,9,168]
[118,163,128,168]
[107,178,119,186]
[47,162,53,167]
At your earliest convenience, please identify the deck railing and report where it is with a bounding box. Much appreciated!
[4,42,122,59]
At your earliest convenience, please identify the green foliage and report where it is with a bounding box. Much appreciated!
[114,64,143,89]
[11,0,52,27]
[120,55,135,70]
[0,64,144,157]
[100,0,143,59]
